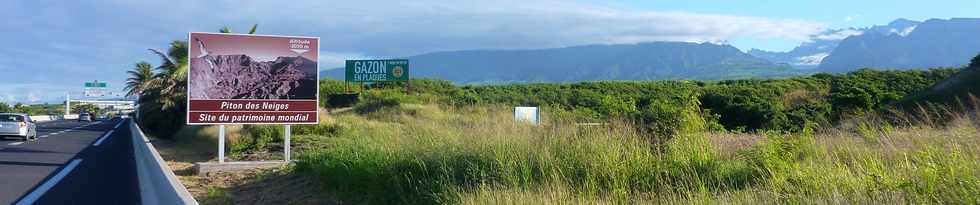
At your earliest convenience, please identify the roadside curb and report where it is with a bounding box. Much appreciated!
[129,120,198,205]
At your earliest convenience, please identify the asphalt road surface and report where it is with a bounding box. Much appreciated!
[0,118,140,205]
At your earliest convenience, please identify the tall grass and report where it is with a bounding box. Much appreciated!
[295,103,979,204]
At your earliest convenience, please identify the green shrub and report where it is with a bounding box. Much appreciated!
[232,125,283,154]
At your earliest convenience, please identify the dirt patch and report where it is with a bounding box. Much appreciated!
[152,138,335,204]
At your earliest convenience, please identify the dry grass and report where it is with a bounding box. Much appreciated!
[297,103,980,204]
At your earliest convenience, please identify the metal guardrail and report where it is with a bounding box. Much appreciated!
[129,120,198,205]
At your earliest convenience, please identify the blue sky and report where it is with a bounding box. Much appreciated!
[615,0,980,51]
[1,0,977,104]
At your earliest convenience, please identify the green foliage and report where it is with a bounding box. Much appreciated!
[232,125,283,154]
[318,79,350,108]
[321,68,954,135]
[0,103,61,115]
[900,54,980,108]
[354,90,421,114]
[72,103,101,116]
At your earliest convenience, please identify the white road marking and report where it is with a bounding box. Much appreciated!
[7,142,24,146]
[15,159,83,205]
[50,133,59,136]
[113,122,122,129]
[93,130,113,146]
[40,135,49,138]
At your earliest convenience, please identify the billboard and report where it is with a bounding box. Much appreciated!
[187,32,319,125]
[345,59,409,82]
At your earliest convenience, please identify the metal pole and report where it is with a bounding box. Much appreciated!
[219,125,225,163]
[65,93,71,116]
[284,125,291,162]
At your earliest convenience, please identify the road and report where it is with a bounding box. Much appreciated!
[0,119,140,205]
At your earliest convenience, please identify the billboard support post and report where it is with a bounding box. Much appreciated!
[218,125,225,163]
[284,125,291,161]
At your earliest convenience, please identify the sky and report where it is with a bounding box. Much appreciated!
[1,0,978,104]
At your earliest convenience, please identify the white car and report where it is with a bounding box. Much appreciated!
[78,113,93,122]
[0,113,38,141]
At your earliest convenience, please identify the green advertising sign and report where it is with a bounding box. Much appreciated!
[84,81,107,88]
[345,60,409,82]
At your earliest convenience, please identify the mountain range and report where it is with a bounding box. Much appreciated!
[323,18,980,83]
[190,55,318,99]
[324,42,802,83]
[818,18,980,72]
[749,18,922,69]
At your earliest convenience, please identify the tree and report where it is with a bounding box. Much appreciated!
[138,40,188,138]
[147,40,188,110]
[124,62,154,97]
[135,24,257,138]
[72,103,101,115]
[970,53,980,69]
[219,24,258,34]
[0,102,10,113]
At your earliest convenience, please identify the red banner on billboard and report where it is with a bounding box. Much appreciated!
[186,32,319,125]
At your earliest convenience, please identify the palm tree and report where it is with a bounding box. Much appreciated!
[124,62,154,97]
[148,40,188,110]
[219,24,258,34]
[136,24,257,138]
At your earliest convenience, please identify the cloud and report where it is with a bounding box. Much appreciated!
[285,0,826,55]
[794,52,830,66]
[813,29,864,41]
[0,0,827,103]
[892,25,917,36]
[319,52,374,70]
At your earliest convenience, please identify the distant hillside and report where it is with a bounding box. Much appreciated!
[819,18,980,72]
[749,18,921,69]
[324,42,803,83]
[901,55,980,106]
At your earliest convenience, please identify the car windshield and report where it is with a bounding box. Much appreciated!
[0,114,25,122]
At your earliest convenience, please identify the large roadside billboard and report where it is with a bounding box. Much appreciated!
[186,32,319,125]
[345,59,409,82]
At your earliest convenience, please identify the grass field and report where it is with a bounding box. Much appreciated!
[292,103,979,204]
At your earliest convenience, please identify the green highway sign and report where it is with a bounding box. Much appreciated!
[84,81,107,88]
[345,59,409,82]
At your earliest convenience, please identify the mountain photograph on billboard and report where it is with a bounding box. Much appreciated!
[187,32,319,124]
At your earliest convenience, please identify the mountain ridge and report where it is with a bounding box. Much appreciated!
[323,42,802,83]
[817,18,980,72]
[749,18,922,69]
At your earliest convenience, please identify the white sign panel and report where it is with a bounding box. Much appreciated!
[514,107,540,125]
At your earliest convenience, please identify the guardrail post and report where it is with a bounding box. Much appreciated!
[284,125,291,161]
[219,125,225,163]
